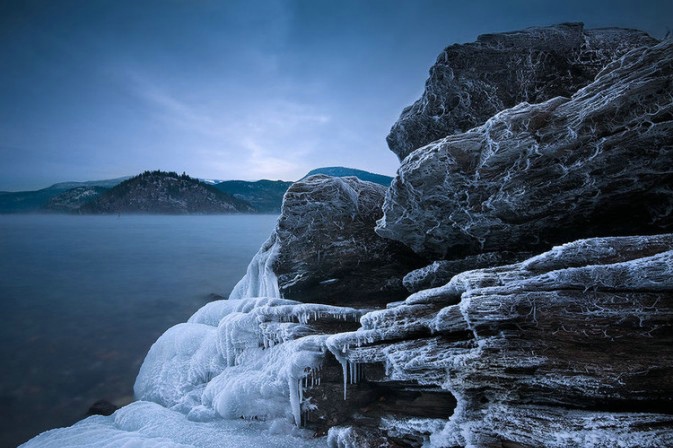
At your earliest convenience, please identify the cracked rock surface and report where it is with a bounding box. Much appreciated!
[378,38,673,259]
[329,234,673,447]
[386,22,657,160]
[233,174,425,307]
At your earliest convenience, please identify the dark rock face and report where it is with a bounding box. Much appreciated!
[328,234,673,447]
[86,400,119,417]
[386,23,657,160]
[234,175,425,307]
[377,39,673,258]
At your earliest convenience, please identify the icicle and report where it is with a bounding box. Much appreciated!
[289,377,301,426]
[339,359,348,400]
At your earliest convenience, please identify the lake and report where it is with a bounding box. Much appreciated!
[0,214,278,447]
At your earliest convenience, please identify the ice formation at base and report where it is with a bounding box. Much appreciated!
[23,294,363,447]
[21,401,323,448]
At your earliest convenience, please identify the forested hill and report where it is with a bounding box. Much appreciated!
[81,171,254,214]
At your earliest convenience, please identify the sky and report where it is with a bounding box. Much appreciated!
[0,0,671,191]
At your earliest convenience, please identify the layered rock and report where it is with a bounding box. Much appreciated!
[387,23,657,160]
[328,234,673,447]
[231,175,425,307]
[402,251,531,293]
[377,39,673,258]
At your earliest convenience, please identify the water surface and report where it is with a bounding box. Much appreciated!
[0,214,277,447]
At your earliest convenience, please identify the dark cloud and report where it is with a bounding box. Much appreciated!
[1,0,671,190]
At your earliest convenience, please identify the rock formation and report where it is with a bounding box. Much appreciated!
[327,234,673,447]
[230,174,425,307]
[387,23,657,160]
[22,25,673,448]
[377,38,673,258]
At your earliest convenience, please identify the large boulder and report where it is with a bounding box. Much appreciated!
[387,23,657,160]
[377,39,673,258]
[231,175,424,307]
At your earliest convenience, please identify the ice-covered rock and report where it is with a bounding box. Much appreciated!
[234,174,424,306]
[403,251,531,293]
[378,38,673,258]
[326,234,673,447]
[387,22,657,160]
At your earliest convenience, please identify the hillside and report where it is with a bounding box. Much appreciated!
[82,171,253,214]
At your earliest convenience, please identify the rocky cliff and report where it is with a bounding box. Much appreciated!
[377,37,673,259]
[23,24,673,448]
[386,23,657,160]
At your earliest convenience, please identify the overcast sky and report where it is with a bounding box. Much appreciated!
[0,0,671,191]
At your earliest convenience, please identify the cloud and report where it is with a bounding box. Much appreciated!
[117,67,331,180]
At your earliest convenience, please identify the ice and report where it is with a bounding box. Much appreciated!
[202,335,327,426]
[188,297,296,327]
[326,426,356,448]
[380,417,446,447]
[134,323,226,410]
[229,234,281,300]
[132,296,345,433]
[20,401,325,448]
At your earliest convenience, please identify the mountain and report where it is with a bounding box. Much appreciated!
[301,167,393,186]
[47,177,129,191]
[81,171,253,214]
[0,177,127,213]
[213,180,292,213]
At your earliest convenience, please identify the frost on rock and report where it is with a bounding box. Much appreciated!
[271,174,425,306]
[324,234,673,447]
[387,22,657,160]
[403,251,532,293]
[378,39,673,258]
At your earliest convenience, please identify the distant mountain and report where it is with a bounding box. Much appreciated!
[82,171,253,214]
[0,167,392,214]
[46,177,130,191]
[302,167,393,186]
[0,188,63,213]
[213,180,293,213]
[0,177,128,213]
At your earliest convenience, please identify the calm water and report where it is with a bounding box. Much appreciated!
[0,214,278,447]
